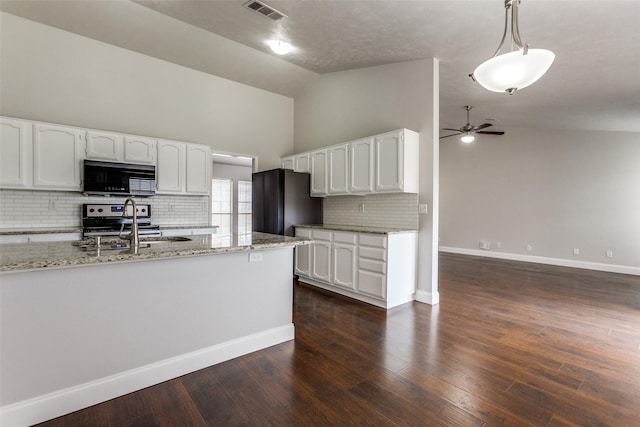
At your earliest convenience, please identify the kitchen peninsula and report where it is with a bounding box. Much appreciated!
[0,232,311,427]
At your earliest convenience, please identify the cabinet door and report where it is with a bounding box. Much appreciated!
[310,149,328,196]
[85,130,123,161]
[311,241,332,282]
[328,144,349,195]
[0,117,31,188]
[375,131,404,192]
[349,137,374,193]
[294,228,312,277]
[33,123,84,190]
[281,155,294,170]
[124,135,156,165]
[357,269,386,299]
[157,140,185,193]
[185,143,211,194]
[294,153,310,173]
[333,243,356,289]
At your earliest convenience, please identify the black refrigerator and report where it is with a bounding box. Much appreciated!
[252,168,322,236]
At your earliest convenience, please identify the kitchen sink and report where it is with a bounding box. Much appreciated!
[140,236,192,244]
[78,236,192,251]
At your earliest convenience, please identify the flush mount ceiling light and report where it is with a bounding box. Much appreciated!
[470,0,554,95]
[268,39,292,55]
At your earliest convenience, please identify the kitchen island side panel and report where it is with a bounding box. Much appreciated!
[0,247,294,426]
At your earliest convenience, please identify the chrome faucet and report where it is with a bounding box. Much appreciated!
[120,197,140,247]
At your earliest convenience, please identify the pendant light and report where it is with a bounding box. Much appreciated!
[470,0,554,94]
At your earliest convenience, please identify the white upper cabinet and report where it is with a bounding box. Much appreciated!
[328,144,349,195]
[123,135,156,165]
[310,149,328,197]
[294,153,310,173]
[86,131,156,165]
[349,137,374,194]
[185,143,211,194]
[287,129,419,197]
[33,123,85,190]
[85,130,124,161]
[375,129,419,193]
[281,155,294,170]
[281,153,310,173]
[156,140,185,193]
[157,139,211,195]
[0,117,31,188]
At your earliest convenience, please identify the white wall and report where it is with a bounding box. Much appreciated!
[0,12,293,171]
[440,127,640,271]
[294,59,440,303]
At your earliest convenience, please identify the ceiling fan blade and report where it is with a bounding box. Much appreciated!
[477,131,505,135]
[473,123,493,131]
[439,132,462,140]
[442,128,462,132]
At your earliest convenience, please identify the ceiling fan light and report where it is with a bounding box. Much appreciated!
[473,49,555,94]
[461,134,475,143]
[267,39,292,55]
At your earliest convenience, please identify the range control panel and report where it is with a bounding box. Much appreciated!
[83,203,152,218]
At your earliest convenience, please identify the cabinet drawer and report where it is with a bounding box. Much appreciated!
[358,246,386,261]
[333,231,356,245]
[358,258,386,274]
[311,229,333,241]
[359,233,387,248]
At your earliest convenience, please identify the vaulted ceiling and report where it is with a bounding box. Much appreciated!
[2,0,639,132]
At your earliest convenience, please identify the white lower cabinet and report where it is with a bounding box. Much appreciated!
[295,227,417,309]
[294,228,312,277]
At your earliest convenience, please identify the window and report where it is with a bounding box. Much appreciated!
[211,178,232,237]
[237,180,252,235]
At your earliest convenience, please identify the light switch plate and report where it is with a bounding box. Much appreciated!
[418,204,428,214]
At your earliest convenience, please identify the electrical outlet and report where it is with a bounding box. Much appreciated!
[359,203,365,213]
[479,241,491,250]
[168,203,175,212]
[48,200,57,210]
[249,252,263,262]
[526,244,533,252]
[606,250,613,258]
[496,242,502,249]
[573,248,580,255]
[418,204,428,214]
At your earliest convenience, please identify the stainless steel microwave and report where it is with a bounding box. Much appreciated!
[83,160,156,196]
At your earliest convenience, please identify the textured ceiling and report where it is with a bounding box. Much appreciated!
[2,0,640,132]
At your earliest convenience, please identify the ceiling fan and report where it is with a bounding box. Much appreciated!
[440,106,505,143]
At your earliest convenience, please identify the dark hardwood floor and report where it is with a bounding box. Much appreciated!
[37,253,640,426]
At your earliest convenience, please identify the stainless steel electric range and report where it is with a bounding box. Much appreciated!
[82,203,161,238]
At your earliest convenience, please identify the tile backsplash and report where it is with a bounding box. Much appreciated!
[1,189,418,231]
[0,189,210,229]
[323,193,419,229]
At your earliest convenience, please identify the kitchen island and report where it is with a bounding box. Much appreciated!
[0,232,311,427]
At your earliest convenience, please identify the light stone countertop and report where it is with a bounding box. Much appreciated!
[0,232,311,273]
[0,227,83,235]
[294,224,418,235]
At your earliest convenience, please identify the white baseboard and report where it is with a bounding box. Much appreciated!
[414,289,440,305]
[0,324,294,427]
[439,246,640,276]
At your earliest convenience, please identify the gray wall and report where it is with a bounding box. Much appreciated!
[0,12,293,171]
[440,127,640,269]
[294,59,440,303]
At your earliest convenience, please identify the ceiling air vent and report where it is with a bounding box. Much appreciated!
[243,0,287,21]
